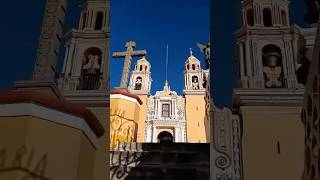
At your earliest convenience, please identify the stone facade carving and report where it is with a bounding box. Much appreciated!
[145,81,186,143]
[212,108,242,180]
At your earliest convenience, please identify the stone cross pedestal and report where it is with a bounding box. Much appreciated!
[112,41,146,88]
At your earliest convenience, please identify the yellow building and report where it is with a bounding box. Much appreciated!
[110,48,210,145]
[0,0,110,180]
[0,90,105,180]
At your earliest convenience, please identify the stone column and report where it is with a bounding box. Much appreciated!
[245,40,253,87]
[33,0,68,81]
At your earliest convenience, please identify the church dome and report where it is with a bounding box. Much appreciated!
[135,56,151,72]
[185,48,201,71]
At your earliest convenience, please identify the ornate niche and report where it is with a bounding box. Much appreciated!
[262,45,285,88]
[80,47,102,90]
[192,76,200,90]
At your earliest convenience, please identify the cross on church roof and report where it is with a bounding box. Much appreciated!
[112,41,147,89]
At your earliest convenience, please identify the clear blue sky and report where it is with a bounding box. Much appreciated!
[0,0,308,107]
[110,0,210,95]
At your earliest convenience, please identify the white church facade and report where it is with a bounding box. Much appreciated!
[127,49,209,143]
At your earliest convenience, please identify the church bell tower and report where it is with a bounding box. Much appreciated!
[127,56,152,142]
[234,1,305,180]
[183,49,208,143]
[237,0,300,89]
[56,1,109,180]
[128,56,152,94]
[58,0,109,95]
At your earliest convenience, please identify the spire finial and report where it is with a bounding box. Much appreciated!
[189,48,193,56]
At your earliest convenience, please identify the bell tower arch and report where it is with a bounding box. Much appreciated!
[237,0,301,89]
[58,0,109,93]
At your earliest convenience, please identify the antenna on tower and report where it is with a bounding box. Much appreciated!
[166,44,169,82]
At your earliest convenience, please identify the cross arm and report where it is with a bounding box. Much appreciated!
[112,50,147,58]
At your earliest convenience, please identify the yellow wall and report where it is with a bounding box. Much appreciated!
[136,95,148,142]
[241,106,304,180]
[0,115,95,180]
[185,94,208,143]
[110,96,140,148]
[88,107,108,180]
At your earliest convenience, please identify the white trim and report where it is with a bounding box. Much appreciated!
[0,103,99,147]
[110,94,141,107]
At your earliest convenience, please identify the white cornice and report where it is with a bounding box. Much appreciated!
[110,94,141,108]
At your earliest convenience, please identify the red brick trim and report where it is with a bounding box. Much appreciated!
[110,89,143,105]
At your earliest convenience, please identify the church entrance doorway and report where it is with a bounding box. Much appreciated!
[157,131,174,143]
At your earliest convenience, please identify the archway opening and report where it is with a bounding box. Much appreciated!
[192,76,200,90]
[262,45,284,88]
[134,77,142,90]
[247,9,254,26]
[80,47,102,90]
[281,10,288,26]
[95,11,104,30]
[263,8,272,27]
[82,12,87,29]
[157,131,174,143]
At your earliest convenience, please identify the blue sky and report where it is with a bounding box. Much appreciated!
[0,0,308,107]
[110,0,210,95]
[0,0,81,89]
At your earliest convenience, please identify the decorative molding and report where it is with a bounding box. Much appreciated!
[110,94,141,108]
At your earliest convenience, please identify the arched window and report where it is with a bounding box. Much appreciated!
[187,64,190,70]
[247,9,254,26]
[139,65,142,71]
[145,66,148,71]
[263,8,272,27]
[134,77,142,90]
[80,47,102,90]
[192,76,200,90]
[82,12,87,29]
[262,45,284,88]
[95,11,104,30]
[281,10,288,26]
[192,64,195,70]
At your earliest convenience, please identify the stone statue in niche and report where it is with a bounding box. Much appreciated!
[83,54,101,75]
[192,76,200,90]
[263,52,283,88]
[134,77,142,90]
